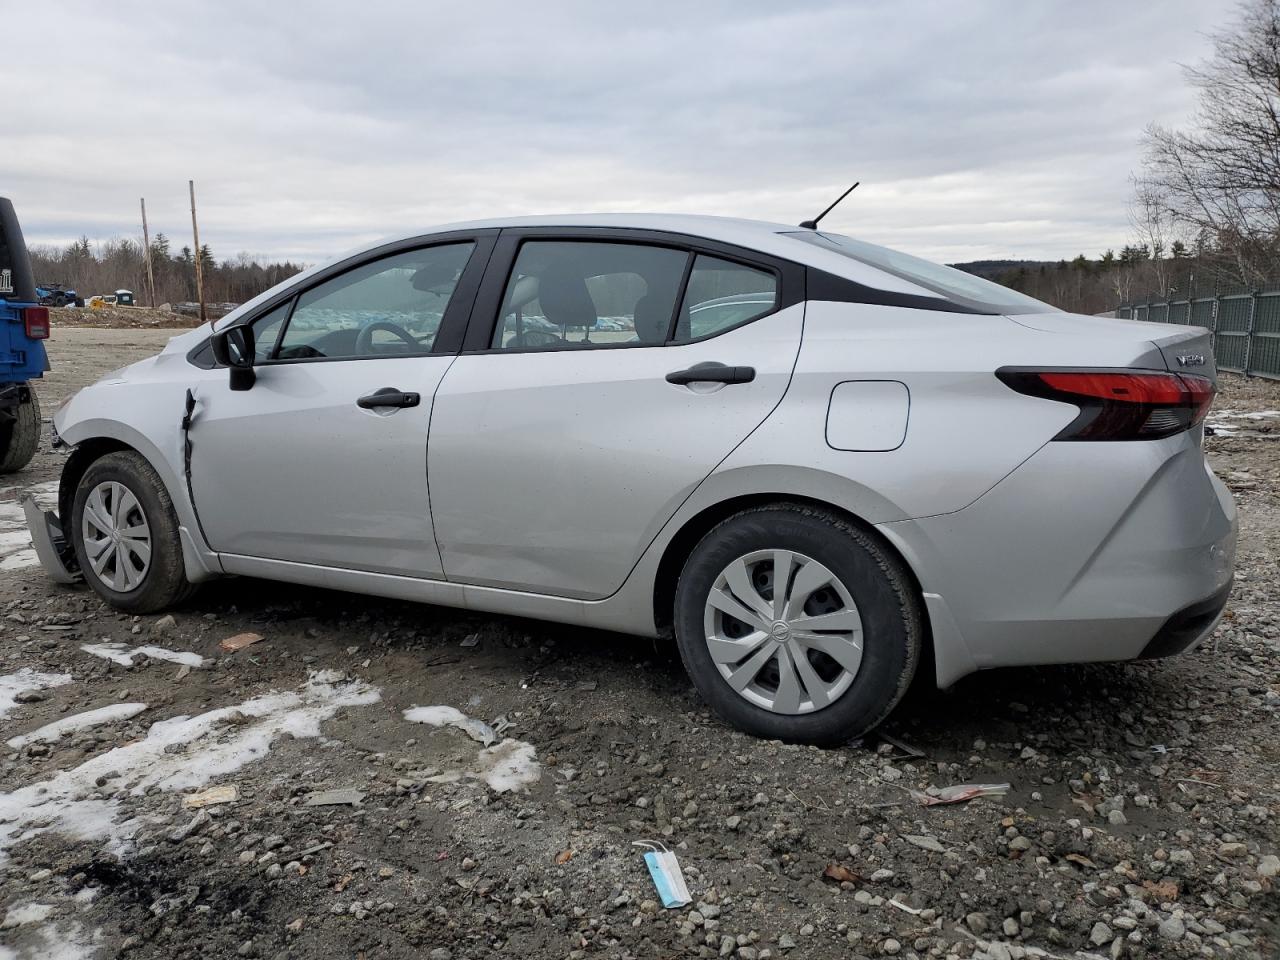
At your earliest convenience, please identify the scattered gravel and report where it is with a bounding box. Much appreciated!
[0,331,1275,959]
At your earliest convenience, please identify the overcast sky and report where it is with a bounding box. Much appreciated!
[5,1,1233,266]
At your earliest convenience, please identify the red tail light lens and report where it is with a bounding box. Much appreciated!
[22,306,50,340]
[996,368,1215,440]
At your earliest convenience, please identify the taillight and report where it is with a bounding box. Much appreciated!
[996,368,1215,441]
[22,306,50,340]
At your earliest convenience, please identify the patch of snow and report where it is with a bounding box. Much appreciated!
[0,669,73,720]
[0,919,99,959]
[1,902,54,929]
[0,671,379,863]
[0,481,59,572]
[7,703,149,749]
[475,739,541,793]
[404,705,496,745]
[80,642,205,669]
[404,705,540,792]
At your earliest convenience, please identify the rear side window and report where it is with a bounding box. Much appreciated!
[675,256,777,341]
[492,241,688,349]
[273,243,475,360]
[783,230,1057,315]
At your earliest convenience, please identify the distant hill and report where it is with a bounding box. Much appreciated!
[948,259,1055,279]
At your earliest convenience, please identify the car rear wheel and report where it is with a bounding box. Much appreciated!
[71,451,194,613]
[673,504,922,745]
[0,387,40,474]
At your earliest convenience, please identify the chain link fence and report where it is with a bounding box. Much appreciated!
[1118,285,1280,379]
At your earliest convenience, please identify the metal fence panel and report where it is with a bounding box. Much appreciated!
[1119,288,1280,380]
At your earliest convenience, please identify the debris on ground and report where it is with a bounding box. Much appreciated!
[182,784,239,809]
[219,631,263,653]
[303,788,365,807]
[634,841,692,908]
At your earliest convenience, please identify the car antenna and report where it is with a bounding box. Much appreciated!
[799,182,859,230]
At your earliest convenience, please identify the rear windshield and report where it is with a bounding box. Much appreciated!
[782,230,1059,315]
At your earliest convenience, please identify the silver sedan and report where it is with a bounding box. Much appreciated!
[28,214,1237,744]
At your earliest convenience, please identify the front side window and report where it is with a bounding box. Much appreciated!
[273,242,475,360]
[675,256,778,341]
[249,301,291,361]
[491,241,688,350]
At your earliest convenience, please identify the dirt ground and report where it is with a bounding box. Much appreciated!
[0,326,1277,960]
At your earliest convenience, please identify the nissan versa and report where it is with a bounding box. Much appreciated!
[25,215,1237,744]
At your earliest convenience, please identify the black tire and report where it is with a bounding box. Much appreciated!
[673,504,923,746]
[0,387,40,474]
[71,451,195,613]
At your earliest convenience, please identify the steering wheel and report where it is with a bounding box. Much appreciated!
[355,321,419,356]
[508,329,566,349]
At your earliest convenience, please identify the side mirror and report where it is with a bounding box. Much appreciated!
[210,325,256,391]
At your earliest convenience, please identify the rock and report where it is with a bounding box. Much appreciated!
[1002,918,1019,937]
[1090,921,1113,945]
[427,951,451,960]
[169,810,210,843]
[1218,842,1248,859]
[152,614,177,634]
[14,690,46,704]
[1107,810,1128,826]
[1257,854,1280,878]
[882,938,901,955]
[1008,836,1032,852]
[1158,916,1186,941]
[903,834,946,853]
[778,934,796,951]
[965,912,989,935]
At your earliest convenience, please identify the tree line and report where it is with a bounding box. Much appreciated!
[30,234,303,308]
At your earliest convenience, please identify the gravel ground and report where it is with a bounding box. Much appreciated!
[0,327,1276,960]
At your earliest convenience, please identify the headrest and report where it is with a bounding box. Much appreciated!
[633,294,670,344]
[538,261,596,328]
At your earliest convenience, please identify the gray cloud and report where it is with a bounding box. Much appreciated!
[3,0,1228,264]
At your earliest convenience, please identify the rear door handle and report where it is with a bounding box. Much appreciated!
[357,387,421,409]
[665,362,756,386]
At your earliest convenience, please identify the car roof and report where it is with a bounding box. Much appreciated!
[402,213,935,298]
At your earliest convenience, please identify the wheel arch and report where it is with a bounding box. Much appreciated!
[57,427,223,582]
[651,492,937,688]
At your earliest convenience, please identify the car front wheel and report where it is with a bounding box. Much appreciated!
[71,451,194,613]
[673,504,923,745]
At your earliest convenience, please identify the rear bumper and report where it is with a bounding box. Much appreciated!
[1138,580,1231,660]
[879,437,1237,686]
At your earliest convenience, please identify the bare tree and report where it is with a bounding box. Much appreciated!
[1139,0,1280,285]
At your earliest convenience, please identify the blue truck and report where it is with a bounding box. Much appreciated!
[0,197,50,473]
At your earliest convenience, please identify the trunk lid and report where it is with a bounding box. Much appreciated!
[1007,312,1217,384]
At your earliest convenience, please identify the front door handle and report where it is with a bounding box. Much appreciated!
[666,362,756,386]
[357,387,421,409]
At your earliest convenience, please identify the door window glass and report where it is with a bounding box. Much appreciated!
[675,256,778,341]
[249,301,291,361]
[492,241,687,350]
[274,243,475,360]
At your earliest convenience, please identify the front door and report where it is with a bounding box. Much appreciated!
[428,234,804,599]
[190,238,486,576]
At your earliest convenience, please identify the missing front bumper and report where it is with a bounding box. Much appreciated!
[20,496,81,584]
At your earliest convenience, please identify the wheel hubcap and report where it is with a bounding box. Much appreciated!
[81,481,151,593]
[702,549,864,715]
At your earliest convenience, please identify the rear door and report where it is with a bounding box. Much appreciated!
[427,229,805,599]
[190,233,494,576]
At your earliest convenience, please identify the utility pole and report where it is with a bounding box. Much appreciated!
[189,179,207,323]
[140,198,157,309]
